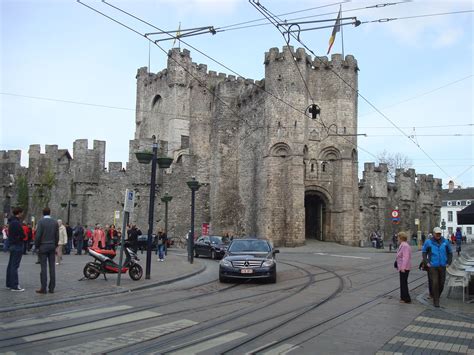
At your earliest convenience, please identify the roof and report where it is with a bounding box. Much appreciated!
[441,188,474,201]
[457,203,474,224]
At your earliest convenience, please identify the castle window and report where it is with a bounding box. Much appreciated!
[311,164,314,172]
[176,155,183,164]
[322,161,327,172]
[181,135,189,149]
[152,95,162,107]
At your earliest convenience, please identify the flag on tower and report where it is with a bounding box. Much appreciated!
[172,22,181,47]
[327,7,342,55]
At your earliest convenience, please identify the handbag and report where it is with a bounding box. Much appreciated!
[393,260,398,269]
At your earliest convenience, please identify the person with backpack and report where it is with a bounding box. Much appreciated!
[73,223,85,255]
[422,227,453,308]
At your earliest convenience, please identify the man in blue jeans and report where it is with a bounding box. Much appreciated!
[422,227,453,307]
[6,207,25,292]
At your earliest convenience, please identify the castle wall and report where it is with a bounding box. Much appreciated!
[0,46,442,247]
[359,164,442,243]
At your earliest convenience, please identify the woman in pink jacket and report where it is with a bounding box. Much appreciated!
[92,224,106,249]
[396,231,412,303]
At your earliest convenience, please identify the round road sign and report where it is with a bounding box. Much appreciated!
[391,210,399,218]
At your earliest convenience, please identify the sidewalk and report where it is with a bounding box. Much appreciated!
[0,248,204,312]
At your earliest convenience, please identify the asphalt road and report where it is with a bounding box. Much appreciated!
[0,244,472,354]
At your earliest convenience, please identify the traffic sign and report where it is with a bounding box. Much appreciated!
[391,210,400,219]
[123,189,135,213]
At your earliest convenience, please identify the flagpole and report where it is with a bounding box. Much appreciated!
[148,41,151,73]
[340,5,345,58]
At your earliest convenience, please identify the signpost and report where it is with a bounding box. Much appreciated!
[391,209,400,224]
[117,189,135,286]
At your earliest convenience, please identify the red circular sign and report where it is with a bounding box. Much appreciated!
[391,210,399,218]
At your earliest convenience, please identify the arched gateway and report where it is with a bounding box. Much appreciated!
[305,189,330,241]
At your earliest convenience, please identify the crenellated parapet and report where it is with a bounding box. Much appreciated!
[0,150,22,164]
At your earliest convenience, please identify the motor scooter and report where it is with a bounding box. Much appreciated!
[83,244,143,281]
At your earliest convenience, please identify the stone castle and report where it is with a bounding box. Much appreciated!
[0,46,442,246]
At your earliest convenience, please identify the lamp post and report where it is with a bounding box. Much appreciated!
[161,192,173,237]
[186,176,201,264]
[135,136,173,280]
[60,200,77,225]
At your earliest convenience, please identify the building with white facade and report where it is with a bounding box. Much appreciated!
[440,186,474,241]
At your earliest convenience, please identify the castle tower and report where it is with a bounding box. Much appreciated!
[262,46,360,246]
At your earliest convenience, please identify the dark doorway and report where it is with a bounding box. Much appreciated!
[305,193,326,240]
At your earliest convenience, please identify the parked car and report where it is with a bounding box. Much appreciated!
[137,234,156,252]
[219,238,279,283]
[194,235,230,259]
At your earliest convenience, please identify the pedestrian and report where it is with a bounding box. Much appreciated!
[65,223,73,255]
[156,230,166,262]
[395,231,412,304]
[84,225,91,253]
[56,220,67,265]
[92,224,106,249]
[127,224,141,253]
[73,223,84,255]
[6,207,26,292]
[455,227,462,256]
[34,207,59,294]
[21,221,29,255]
[422,226,453,308]
[2,224,9,252]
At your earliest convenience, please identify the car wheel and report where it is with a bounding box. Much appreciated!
[211,250,216,260]
[219,274,228,283]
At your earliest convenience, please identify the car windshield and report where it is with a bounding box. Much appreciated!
[228,240,270,253]
[210,236,227,244]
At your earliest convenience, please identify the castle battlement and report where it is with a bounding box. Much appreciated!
[264,46,358,71]
[0,150,21,164]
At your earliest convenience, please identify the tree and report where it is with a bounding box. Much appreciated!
[377,150,413,181]
[32,166,56,209]
[16,175,29,214]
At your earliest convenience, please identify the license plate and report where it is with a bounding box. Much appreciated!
[241,268,253,274]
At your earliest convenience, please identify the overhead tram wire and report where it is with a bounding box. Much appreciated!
[251,0,455,180]
[216,1,409,33]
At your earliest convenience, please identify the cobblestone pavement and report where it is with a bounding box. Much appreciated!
[376,309,474,354]
[0,248,203,312]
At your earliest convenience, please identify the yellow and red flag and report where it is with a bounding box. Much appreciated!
[327,7,342,55]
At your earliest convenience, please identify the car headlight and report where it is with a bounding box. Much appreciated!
[262,259,275,267]
[220,259,232,267]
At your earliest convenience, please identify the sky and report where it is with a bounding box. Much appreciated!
[1,0,473,188]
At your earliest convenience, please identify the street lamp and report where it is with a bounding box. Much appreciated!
[186,176,201,264]
[160,192,173,239]
[135,135,173,279]
[60,200,77,225]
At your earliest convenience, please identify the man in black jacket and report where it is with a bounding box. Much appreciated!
[35,207,59,294]
[6,207,25,292]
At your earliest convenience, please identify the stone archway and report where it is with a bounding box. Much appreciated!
[305,191,328,241]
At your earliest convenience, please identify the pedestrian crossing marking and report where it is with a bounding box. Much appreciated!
[0,305,132,329]
[405,324,473,339]
[24,310,160,342]
[262,343,298,355]
[168,331,247,355]
[415,316,473,329]
[49,319,197,354]
[387,335,468,353]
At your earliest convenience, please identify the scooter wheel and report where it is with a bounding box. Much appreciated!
[129,264,143,281]
[83,263,100,279]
